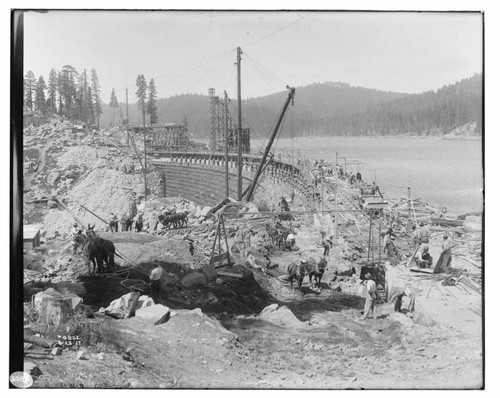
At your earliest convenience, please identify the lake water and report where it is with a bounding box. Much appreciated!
[252,136,483,215]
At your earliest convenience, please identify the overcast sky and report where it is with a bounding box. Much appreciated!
[23,10,482,103]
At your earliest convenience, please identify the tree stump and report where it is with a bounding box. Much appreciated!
[39,295,73,326]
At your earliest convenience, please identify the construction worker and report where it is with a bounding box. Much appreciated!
[418,222,431,244]
[134,212,144,232]
[389,287,409,313]
[286,232,296,249]
[188,240,195,256]
[362,273,382,320]
[71,222,81,254]
[120,213,128,232]
[415,246,433,268]
[149,260,163,304]
[440,234,452,270]
[384,235,400,265]
[109,213,119,232]
[322,236,333,257]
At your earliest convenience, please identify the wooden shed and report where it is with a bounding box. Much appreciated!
[23,224,41,249]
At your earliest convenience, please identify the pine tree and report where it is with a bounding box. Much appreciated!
[76,69,90,124]
[48,69,58,114]
[34,75,47,113]
[56,71,64,116]
[24,70,37,112]
[109,88,119,126]
[60,65,78,119]
[136,74,148,126]
[87,86,95,126]
[90,68,103,128]
[146,78,158,125]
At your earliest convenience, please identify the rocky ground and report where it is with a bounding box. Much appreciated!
[21,117,484,389]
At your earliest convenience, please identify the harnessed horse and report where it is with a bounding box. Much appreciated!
[286,262,308,292]
[79,225,117,274]
[305,257,328,289]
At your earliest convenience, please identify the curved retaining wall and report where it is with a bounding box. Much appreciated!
[150,152,315,206]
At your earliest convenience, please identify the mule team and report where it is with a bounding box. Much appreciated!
[73,224,117,275]
[72,216,329,297]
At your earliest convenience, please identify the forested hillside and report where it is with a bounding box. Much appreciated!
[24,65,481,138]
[111,74,481,138]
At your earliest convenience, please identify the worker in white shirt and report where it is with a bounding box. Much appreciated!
[286,233,296,248]
[71,222,81,254]
[149,260,163,304]
[440,234,452,269]
[362,273,382,320]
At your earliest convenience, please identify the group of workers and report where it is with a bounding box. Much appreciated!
[108,212,144,233]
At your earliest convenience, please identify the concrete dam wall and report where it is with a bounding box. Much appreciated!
[159,162,253,207]
[150,152,314,207]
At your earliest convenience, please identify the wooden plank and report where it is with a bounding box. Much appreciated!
[409,267,435,274]
[24,334,54,348]
[217,271,244,279]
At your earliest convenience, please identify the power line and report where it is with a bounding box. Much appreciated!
[241,12,313,48]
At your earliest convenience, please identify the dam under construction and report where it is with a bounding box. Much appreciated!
[18,34,483,389]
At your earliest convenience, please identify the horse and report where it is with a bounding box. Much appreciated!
[306,257,328,290]
[74,234,105,275]
[159,211,188,230]
[266,222,291,250]
[84,225,116,273]
[286,262,308,292]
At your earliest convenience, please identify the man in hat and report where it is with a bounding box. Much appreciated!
[415,245,433,268]
[109,213,119,232]
[418,222,431,244]
[286,232,296,249]
[384,235,400,265]
[440,234,452,270]
[389,286,410,313]
[71,222,81,254]
[322,236,333,257]
[149,260,163,304]
[362,273,382,319]
[134,212,144,232]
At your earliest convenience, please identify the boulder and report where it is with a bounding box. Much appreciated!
[33,287,82,313]
[259,305,305,329]
[136,295,155,310]
[259,303,279,317]
[134,304,171,325]
[200,264,218,281]
[24,362,42,377]
[181,272,207,288]
[104,292,141,318]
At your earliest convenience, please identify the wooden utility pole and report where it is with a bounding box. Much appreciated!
[125,88,130,146]
[237,47,243,200]
[224,91,229,198]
